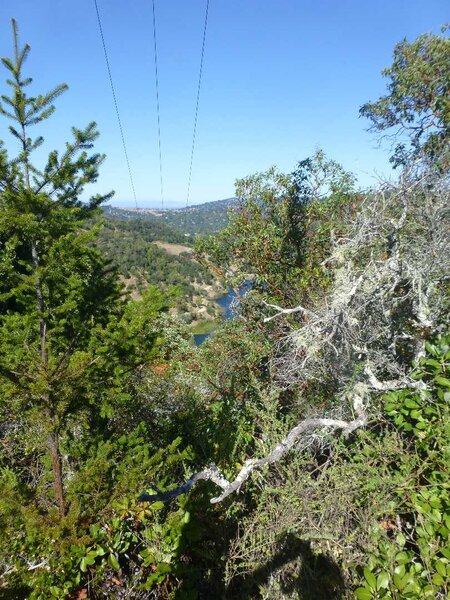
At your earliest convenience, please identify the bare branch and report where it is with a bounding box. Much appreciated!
[262,300,318,323]
[138,402,367,505]
[138,464,229,503]
[27,560,48,572]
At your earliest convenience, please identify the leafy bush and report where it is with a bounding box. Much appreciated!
[0,434,201,598]
[354,335,450,599]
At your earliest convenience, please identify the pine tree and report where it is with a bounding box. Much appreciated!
[0,20,123,515]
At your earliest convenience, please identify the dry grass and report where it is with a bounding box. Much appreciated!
[153,241,192,256]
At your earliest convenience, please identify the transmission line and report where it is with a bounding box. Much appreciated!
[151,0,164,210]
[186,0,210,208]
[93,0,138,208]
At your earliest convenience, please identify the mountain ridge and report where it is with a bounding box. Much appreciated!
[103,197,237,235]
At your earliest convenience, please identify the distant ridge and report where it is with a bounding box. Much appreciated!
[103,197,237,235]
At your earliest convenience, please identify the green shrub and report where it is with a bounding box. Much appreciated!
[354,335,450,599]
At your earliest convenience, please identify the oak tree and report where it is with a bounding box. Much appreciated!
[360,28,450,167]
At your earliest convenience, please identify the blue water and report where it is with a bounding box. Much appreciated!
[194,282,251,346]
[193,332,211,346]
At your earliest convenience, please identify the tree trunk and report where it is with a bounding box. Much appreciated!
[22,113,65,515]
[46,412,66,516]
[31,239,66,515]
[31,241,48,365]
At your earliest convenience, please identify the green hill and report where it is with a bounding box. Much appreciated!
[96,218,226,325]
[103,197,237,236]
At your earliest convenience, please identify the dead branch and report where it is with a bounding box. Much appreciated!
[138,400,366,505]
[273,167,449,390]
[262,300,318,323]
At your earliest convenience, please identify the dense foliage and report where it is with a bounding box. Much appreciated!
[1,20,449,600]
[360,27,449,168]
[196,150,357,306]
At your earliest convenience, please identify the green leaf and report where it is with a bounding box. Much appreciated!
[364,567,377,591]
[425,342,437,356]
[394,564,406,577]
[156,562,172,574]
[394,572,407,590]
[396,551,410,565]
[424,358,442,368]
[405,398,419,408]
[429,496,442,509]
[432,573,444,585]
[355,587,373,600]
[108,553,120,571]
[434,376,450,388]
[94,545,106,556]
[403,580,421,595]
[423,584,437,596]
[435,559,446,576]
[377,571,390,590]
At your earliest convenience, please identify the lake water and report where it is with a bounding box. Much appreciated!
[194,282,251,346]
[193,331,211,346]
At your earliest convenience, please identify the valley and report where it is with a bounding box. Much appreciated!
[97,205,232,334]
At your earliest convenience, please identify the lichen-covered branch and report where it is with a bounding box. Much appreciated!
[273,168,449,390]
[209,407,366,504]
[138,464,229,503]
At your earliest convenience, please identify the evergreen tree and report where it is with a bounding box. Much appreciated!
[0,20,160,516]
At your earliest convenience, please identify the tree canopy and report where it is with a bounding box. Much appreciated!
[360,27,450,167]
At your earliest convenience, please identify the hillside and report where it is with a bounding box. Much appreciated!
[96,218,226,325]
[103,197,237,235]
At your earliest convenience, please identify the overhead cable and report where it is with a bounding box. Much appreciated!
[186,0,210,208]
[93,0,138,208]
[151,0,165,210]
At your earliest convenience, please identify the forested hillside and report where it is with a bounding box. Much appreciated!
[103,197,236,235]
[0,19,449,600]
[95,218,226,325]
[99,213,189,244]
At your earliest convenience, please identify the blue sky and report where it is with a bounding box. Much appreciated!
[0,1,447,207]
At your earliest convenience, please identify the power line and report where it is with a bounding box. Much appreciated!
[93,0,138,208]
[186,0,210,208]
[152,0,164,211]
